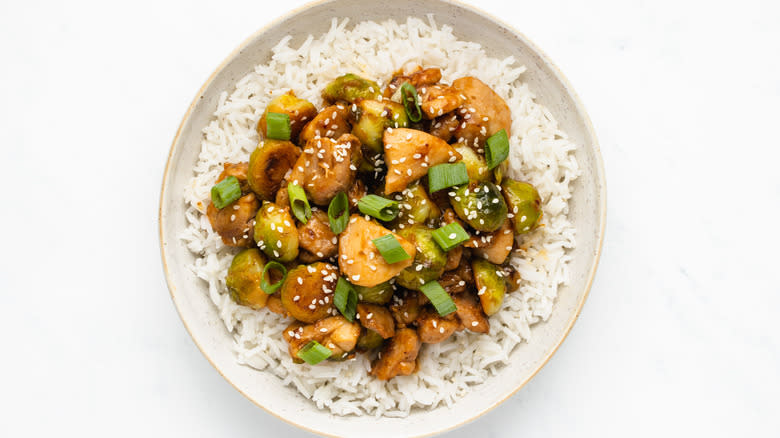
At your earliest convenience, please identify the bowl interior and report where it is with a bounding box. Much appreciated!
[159,0,605,436]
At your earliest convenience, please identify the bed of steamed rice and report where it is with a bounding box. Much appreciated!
[181,16,580,417]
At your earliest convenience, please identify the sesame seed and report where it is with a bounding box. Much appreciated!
[439,327,445,333]
[352,274,360,281]
[293,295,300,302]
[472,321,479,327]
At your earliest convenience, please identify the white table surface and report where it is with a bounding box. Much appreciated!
[1,0,778,436]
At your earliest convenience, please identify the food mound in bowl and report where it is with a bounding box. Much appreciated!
[206,67,544,379]
[182,17,579,416]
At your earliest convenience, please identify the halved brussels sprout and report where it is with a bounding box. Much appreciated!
[390,182,440,228]
[449,181,508,232]
[280,262,339,323]
[352,99,409,159]
[356,329,385,351]
[354,281,394,304]
[247,139,300,201]
[453,143,490,182]
[322,73,380,104]
[501,179,542,234]
[253,202,299,262]
[396,225,447,290]
[256,92,317,143]
[225,248,268,309]
[472,258,506,316]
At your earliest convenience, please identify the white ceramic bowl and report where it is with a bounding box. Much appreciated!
[159,0,606,436]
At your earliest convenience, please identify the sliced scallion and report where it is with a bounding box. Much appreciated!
[372,234,411,264]
[400,82,422,123]
[334,277,358,322]
[419,281,457,317]
[265,112,291,141]
[260,261,287,294]
[427,162,469,192]
[431,222,470,252]
[357,195,399,221]
[287,182,311,224]
[485,129,509,170]
[210,176,242,209]
[327,192,349,234]
[296,341,332,365]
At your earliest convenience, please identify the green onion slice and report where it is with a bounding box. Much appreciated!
[334,277,358,322]
[210,176,242,209]
[265,112,291,141]
[260,261,287,294]
[419,281,457,316]
[372,234,411,264]
[427,162,469,192]
[485,129,509,170]
[358,195,399,221]
[431,223,470,252]
[400,82,422,123]
[296,340,332,365]
[327,192,349,234]
[287,182,311,224]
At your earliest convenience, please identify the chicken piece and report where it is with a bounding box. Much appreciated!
[416,308,459,344]
[389,289,422,327]
[297,210,338,262]
[453,293,489,334]
[439,271,474,295]
[289,134,361,206]
[450,77,512,148]
[338,215,416,287]
[299,104,351,144]
[429,112,459,143]
[347,179,367,212]
[356,303,395,339]
[419,84,465,119]
[383,128,461,194]
[284,316,361,362]
[438,255,475,295]
[383,67,443,98]
[443,245,463,271]
[266,293,288,316]
[274,184,289,207]
[371,328,421,380]
[206,193,259,247]
[465,218,514,264]
[216,162,250,193]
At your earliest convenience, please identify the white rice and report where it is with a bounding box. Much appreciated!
[181,16,579,417]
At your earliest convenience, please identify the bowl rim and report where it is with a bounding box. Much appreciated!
[158,0,607,436]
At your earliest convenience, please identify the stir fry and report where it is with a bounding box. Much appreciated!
[206,67,543,380]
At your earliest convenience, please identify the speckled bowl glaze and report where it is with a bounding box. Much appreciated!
[159,0,606,436]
